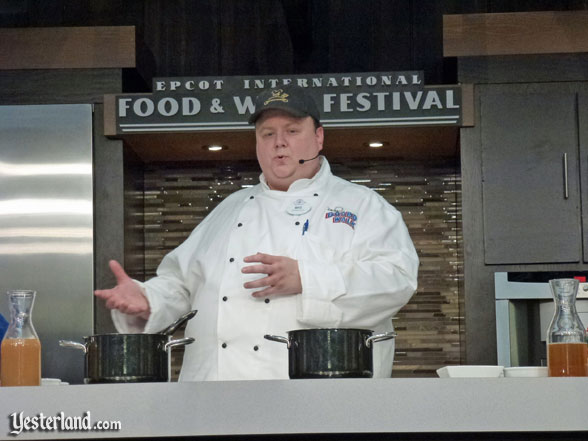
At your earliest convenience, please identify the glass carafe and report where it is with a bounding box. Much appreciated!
[546,279,587,377]
[0,290,41,386]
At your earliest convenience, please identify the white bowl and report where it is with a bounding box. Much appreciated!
[41,378,67,386]
[436,365,504,378]
[503,367,548,378]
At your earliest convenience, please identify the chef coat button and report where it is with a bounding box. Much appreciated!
[295,221,300,226]
[222,343,227,348]
[222,296,228,302]
[264,298,270,304]
[229,257,234,262]
[253,345,259,351]
[249,196,254,199]
[314,193,318,196]
[237,223,243,227]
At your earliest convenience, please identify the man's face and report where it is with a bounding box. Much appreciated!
[255,110,324,191]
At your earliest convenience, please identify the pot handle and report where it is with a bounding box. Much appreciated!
[158,310,198,335]
[264,334,291,348]
[164,337,195,351]
[365,331,397,348]
[59,340,87,354]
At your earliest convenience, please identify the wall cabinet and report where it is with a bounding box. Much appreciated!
[480,84,587,264]
[579,94,588,263]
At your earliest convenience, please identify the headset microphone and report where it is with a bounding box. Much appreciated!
[298,154,320,164]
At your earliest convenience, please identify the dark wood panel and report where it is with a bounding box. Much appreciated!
[459,89,496,365]
[458,54,588,84]
[579,92,588,262]
[0,26,136,70]
[444,11,588,57]
[486,0,588,12]
[0,69,123,104]
[93,103,125,335]
[444,0,588,14]
[481,88,581,264]
[461,84,475,127]
[93,106,146,335]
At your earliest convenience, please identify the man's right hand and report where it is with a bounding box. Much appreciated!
[94,260,151,320]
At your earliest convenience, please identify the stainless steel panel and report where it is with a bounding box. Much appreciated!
[494,272,588,299]
[495,299,511,366]
[0,104,94,384]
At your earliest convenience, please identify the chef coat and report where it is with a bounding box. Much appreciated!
[113,157,419,380]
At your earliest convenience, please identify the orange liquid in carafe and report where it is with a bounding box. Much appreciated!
[0,338,41,386]
[547,342,587,377]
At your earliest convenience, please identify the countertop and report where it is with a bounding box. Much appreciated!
[0,378,587,440]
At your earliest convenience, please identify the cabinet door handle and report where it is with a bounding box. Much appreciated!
[563,153,569,199]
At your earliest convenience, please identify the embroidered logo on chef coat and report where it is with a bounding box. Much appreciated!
[325,207,357,229]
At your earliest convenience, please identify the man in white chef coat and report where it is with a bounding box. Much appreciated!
[95,85,419,381]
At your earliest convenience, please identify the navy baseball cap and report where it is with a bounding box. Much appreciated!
[248,85,321,125]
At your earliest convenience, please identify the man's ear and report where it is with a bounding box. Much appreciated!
[315,126,324,151]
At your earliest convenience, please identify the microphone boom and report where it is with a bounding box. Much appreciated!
[298,154,320,164]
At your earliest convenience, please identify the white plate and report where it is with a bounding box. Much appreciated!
[436,365,504,378]
[41,378,67,386]
[503,367,548,378]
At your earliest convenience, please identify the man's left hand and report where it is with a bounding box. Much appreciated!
[242,252,302,298]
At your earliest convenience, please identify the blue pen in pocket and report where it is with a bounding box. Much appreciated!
[302,219,309,235]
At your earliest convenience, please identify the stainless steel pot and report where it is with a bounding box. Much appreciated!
[264,328,396,379]
[60,310,196,383]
